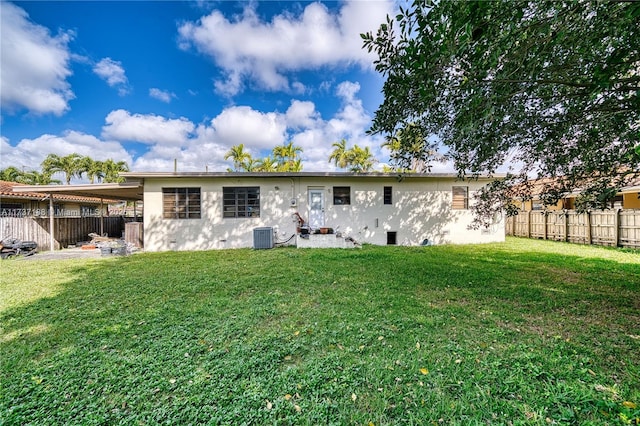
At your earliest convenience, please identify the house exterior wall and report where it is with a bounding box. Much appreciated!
[142,175,504,252]
[522,193,639,211]
[521,199,566,211]
[623,192,640,209]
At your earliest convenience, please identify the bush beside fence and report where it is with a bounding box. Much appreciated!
[506,209,640,248]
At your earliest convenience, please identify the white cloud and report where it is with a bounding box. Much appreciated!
[108,84,378,173]
[177,0,394,96]
[291,81,307,95]
[210,106,286,150]
[289,128,336,171]
[319,80,332,93]
[132,141,229,173]
[335,80,360,102]
[327,81,373,139]
[0,2,74,116]
[149,88,176,103]
[131,122,234,172]
[102,109,195,145]
[213,71,243,98]
[290,81,388,170]
[93,57,130,95]
[176,80,383,172]
[128,106,289,172]
[0,131,133,181]
[285,100,320,129]
[1,78,397,175]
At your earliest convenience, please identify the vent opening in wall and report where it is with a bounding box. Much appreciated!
[387,231,397,245]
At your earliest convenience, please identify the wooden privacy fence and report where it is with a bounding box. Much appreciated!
[506,209,640,248]
[0,216,126,251]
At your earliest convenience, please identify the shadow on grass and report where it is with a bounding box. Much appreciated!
[1,241,639,424]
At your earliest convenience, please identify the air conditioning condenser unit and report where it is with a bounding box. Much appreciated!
[253,227,274,249]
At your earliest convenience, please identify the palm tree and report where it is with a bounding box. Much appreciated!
[382,124,437,173]
[19,170,60,185]
[347,145,376,173]
[272,144,288,164]
[273,141,303,171]
[41,153,84,184]
[328,140,376,172]
[288,158,303,172]
[0,166,24,182]
[282,141,302,161]
[83,157,105,184]
[256,156,278,172]
[102,159,129,183]
[1,166,61,184]
[243,157,260,172]
[328,139,349,169]
[224,144,252,171]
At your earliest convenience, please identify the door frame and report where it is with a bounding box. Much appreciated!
[308,187,325,228]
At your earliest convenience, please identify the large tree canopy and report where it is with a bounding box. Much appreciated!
[363,0,639,225]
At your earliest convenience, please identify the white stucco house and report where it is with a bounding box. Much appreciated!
[120,172,505,251]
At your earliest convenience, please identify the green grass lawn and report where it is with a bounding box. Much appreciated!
[1,237,639,425]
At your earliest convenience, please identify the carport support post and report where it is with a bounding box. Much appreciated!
[49,194,55,251]
[100,198,104,236]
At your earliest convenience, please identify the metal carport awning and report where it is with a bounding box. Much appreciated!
[13,181,144,202]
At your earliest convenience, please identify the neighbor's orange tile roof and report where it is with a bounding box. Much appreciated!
[0,180,111,204]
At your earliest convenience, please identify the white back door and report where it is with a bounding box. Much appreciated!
[308,188,325,228]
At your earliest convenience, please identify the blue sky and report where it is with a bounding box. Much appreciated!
[0,0,439,179]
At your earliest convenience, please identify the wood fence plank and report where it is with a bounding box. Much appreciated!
[613,209,620,247]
